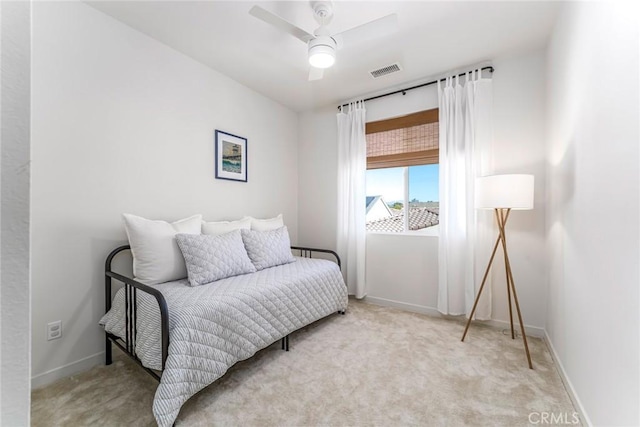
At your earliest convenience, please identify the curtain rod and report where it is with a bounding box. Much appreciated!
[337,66,495,110]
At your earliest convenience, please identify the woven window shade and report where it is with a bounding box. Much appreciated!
[366,109,439,169]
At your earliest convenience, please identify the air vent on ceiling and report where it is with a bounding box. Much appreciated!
[369,63,403,79]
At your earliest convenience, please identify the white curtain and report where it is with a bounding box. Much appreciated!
[336,101,367,298]
[437,71,494,318]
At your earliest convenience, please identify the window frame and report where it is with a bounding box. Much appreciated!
[365,108,439,235]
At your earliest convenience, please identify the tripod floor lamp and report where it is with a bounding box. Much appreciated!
[461,174,535,369]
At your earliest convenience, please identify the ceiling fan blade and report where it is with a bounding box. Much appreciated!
[249,5,314,44]
[332,14,398,49]
[309,67,324,81]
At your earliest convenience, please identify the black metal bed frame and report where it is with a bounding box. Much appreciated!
[105,244,343,381]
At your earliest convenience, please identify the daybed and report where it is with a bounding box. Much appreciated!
[100,215,348,427]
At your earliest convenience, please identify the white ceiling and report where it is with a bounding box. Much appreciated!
[86,1,559,112]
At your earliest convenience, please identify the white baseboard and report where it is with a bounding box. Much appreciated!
[543,332,592,427]
[483,318,545,338]
[362,296,544,337]
[363,296,442,317]
[31,351,104,390]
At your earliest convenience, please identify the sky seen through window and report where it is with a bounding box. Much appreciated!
[366,164,439,203]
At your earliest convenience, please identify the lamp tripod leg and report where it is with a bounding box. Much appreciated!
[506,266,515,339]
[498,209,533,370]
[505,259,533,369]
[499,210,515,339]
[461,234,501,342]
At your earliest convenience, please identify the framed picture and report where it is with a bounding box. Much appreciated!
[215,130,247,182]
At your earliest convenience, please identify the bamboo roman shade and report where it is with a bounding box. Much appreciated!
[365,108,439,169]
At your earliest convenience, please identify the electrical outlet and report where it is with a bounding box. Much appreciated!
[47,320,62,341]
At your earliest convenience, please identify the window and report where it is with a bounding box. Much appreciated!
[365,109,439,233]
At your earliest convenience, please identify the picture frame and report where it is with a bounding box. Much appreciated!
[214,130,247,182]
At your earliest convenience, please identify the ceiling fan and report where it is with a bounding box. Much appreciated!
[249,1,398,81]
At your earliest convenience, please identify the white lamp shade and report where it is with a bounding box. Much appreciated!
[475,174,534,210]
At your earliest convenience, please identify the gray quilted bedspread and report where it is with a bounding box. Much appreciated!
[100,257,348,427]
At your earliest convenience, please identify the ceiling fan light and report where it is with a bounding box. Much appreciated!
[308,44,335,69]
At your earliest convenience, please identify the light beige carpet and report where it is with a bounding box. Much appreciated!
[32,300,578,426]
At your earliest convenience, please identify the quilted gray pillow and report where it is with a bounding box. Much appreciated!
[241,226,296,271]
[175,230,256,287]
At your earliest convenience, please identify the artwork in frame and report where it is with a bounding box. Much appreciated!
[215,130,247,182]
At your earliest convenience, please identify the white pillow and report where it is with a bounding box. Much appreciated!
[249,214,284,231]
[122,213,202,285]
[202,217,251,236]
[241,226,296,271]
[176,230,256,287]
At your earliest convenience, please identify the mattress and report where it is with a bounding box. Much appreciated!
[100,256,348,427]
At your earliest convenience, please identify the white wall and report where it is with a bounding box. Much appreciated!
[490,51,548,330]
[298,105,339,251]
[31,2,299,386]
[0,1,32,423]
[545,2,639,425]
[365,234,439,313]
[298,51,548,331]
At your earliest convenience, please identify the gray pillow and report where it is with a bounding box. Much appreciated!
[241,226,296,271]
[176,230,256,287]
